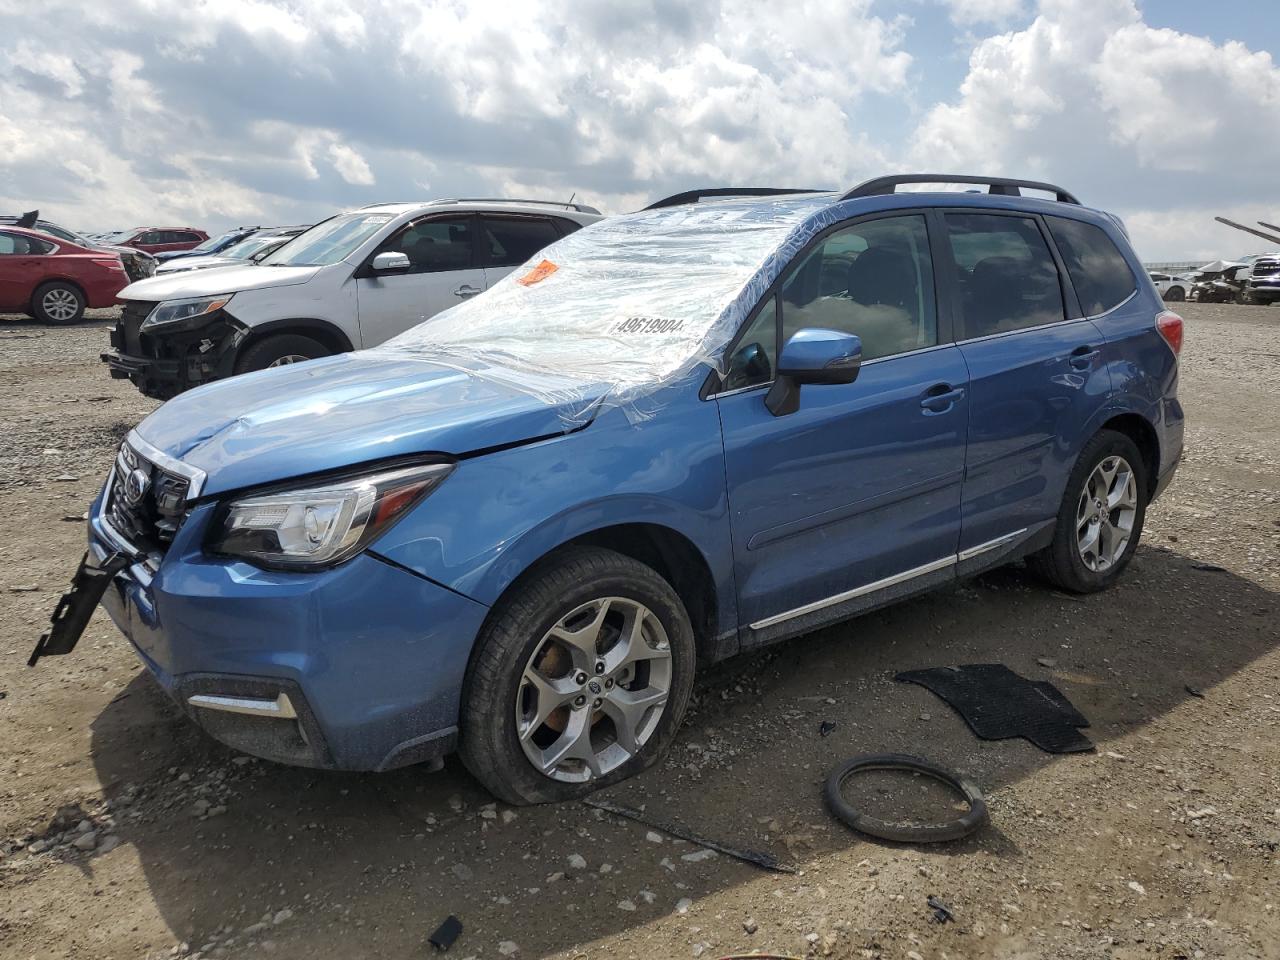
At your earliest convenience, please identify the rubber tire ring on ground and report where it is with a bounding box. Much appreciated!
[824,753,988,843]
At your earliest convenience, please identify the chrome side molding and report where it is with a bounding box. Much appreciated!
[750,528,1029,631]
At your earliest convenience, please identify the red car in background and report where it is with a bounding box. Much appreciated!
[102,226,209,255]
[0,226,131,324]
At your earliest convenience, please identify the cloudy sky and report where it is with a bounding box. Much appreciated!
[1,0,1277,261]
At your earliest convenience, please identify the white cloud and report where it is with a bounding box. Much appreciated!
[910,0,1280,259]
[942,0,1026,26]
[328,142,375,186]
[0,0,1275,260]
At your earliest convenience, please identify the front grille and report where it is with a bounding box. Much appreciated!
[105,442,190,554]
[1252,258,1280,277]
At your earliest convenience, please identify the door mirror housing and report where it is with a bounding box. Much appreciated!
[765,328,862,417]
[371,251,411,272]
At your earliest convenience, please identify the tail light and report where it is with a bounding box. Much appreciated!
[1156,310,1183,356]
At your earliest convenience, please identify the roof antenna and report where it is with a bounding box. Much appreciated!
[567,192,576,206]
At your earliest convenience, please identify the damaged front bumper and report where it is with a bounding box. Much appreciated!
[102,303,248,400]
[66,481,488,771]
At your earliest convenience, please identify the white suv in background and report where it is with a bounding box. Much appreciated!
[102,199,602,399]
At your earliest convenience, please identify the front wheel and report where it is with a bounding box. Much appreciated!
[1029,430,1148,594]
[460,547,696,805]
[234,333,330,374]
[1164,286,1185,302]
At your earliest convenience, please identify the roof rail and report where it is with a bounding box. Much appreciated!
[430,197,603,215]
[842,174,1080,205]
[644,187,830,210]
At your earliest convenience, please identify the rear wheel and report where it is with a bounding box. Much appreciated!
[1164,285,1185,302]
[31,282,85,325]
[460,547,696,805]
[1028,430,1148,594]
[234,333,329,374]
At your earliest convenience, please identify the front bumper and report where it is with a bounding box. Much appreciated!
[102,304,247,399]
[88,489,490,771]
[1246,281,1280,303]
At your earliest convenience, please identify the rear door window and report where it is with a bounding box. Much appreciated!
[944,213,1065,338]
[0,232,53,255]
[481,216,562,267]
[1046,216,1137,316]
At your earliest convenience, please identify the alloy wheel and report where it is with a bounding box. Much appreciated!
[42,288,79,322]
[1076,455,1137,571]
[267,354,311,367]
[515,596,672,783]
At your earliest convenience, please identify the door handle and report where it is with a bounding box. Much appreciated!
[920,383,965,413]
[454,285,482,299]
[1069,345,1100,370]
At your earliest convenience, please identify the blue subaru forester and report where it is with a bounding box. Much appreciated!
[33,175,1184,805]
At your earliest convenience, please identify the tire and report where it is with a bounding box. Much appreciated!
[31,281,85,325]
[234,333,330,374]
[1028,429,1148,594]
[825,754,988,843]
[1164,286,1185,302]
[460,547,697,805]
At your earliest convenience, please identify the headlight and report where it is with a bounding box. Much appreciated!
[210,462,454,569]
[140,294,233,332]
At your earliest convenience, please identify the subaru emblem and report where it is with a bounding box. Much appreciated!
[124,467,151,506]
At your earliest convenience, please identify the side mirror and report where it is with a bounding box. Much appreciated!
[765,328,862,417]
[371,251,410,272]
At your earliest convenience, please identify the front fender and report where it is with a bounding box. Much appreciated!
[368,394,737,638]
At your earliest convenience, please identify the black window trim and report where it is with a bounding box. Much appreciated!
[353,212,482,278]
[704,208,952,399]
[936,206,1085,345]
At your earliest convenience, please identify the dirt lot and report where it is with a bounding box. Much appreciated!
[0,303,1276,960]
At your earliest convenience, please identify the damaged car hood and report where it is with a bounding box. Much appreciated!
[133,352,602,495]
[118,263,319,302]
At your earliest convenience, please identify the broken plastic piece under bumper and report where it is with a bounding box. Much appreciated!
[88,494,490,771]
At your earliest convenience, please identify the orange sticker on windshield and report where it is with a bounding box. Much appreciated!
[517,259,558,286]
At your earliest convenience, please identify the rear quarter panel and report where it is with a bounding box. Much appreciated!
[1089,242,1184,482]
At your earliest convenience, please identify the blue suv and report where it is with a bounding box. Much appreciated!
[33,175,1184,805]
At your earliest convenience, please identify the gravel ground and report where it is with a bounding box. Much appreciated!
[0,303,1276,960]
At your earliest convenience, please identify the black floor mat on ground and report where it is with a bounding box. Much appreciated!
[896,664,1093,753]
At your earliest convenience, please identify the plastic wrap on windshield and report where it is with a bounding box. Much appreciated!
[371,196,842,425]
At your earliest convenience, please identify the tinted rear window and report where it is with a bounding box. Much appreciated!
[1046,216,1136,316]
[482,217,561,267]
[944,213,1065,337]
